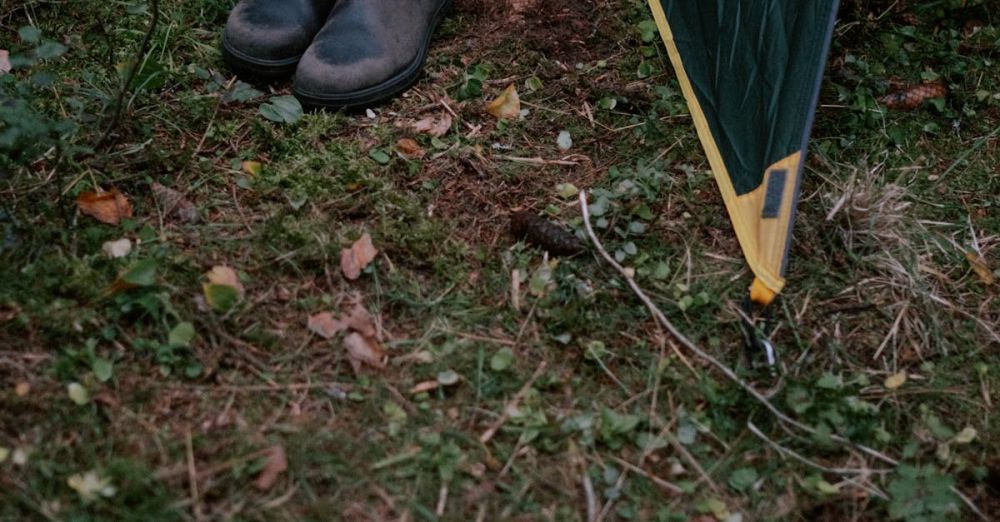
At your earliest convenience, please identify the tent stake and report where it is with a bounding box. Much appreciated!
[578,191,987,520]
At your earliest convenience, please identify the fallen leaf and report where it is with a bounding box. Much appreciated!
[412,112,452,137]
[205,266,244,295]
[396,138,425,159]
[884,372,907,390]
[101,238,132,258]
[965,251,996,285]
[0,447,8,463]
[254,445,288,491]
[343,331,386,373]
[203,266,244,311]
[76,188,133,225]
[884,372,906,390]
[151,182,198,223]
[410,380,440,394]
[12,447,28,466]
[557,130,573,151]
[0,50,10,74]
[340,233,379,280]
[67,382,89,405]
[242,160,262,176]
[954,427,978,444]
[14,381,30,397]
[67,470,117,502]
[486,84,521,120]
[307,312,346,339]
[343,302,377,338]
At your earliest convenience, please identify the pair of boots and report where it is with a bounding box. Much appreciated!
[222,0,450,109]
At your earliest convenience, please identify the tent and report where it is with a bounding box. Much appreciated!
[646,1,840,307]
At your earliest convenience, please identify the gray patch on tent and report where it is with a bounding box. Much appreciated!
[761,170,787,219]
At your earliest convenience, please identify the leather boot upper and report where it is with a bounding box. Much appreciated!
[293,0,449,99]
[224,0,337,65]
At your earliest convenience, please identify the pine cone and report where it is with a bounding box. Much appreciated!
[510,211,584,256]
[879,82,947,110]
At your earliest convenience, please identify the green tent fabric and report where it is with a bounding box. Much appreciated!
[647,0,839,304]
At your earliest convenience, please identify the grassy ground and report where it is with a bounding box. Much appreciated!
[1,0,998,520]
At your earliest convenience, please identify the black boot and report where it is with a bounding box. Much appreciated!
[292,0,451,109]
[222,0,337,81]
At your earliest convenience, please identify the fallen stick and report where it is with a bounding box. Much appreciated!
[479,361,547,444]
[577,191,987,520]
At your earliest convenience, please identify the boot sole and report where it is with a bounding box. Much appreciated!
[292,0,452,110]
[221,33,302,82]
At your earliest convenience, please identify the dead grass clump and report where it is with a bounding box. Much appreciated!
[823,163,998,363]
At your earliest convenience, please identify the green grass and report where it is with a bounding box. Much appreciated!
[2,0,999,520]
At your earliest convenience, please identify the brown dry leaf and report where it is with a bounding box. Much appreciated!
[14,382,30,397]
[0,50,10,75]
[965,251,996,285]
[343,332,387,373]
[412,112,452,137]
[343,301,377,338]
[307,312,346,339]
[340,233,379,280]
[396,138,425,159]
[410,380,440,394]
[486,84,521,120]
[151,182,198,223]
[253,445,288,491]
[76,188,133,225]
[205,266,245,296]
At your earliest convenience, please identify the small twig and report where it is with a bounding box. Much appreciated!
[94,0,161,150]
[185,428,204,521]
[479,362,547,444]
[582,470,597,522]
[607,455,683,495]
[747,421,891,476]
[494,155,579,166]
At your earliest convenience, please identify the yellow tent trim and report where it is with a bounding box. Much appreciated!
[647,0,803,303]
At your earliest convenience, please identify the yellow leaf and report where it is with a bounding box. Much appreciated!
[486,84,521,120]
[205,265,245,296]
[965,251,996,285]
[242,160,262,176]
[884,372,907,390]
[67,382,89,405]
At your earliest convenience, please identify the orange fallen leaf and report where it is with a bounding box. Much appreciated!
[965,251,996,285]
[343,331,386,373]
[412,112,452,137]
[76,188,133,225]
[396,138,425,159]
[340,233,379,280]
[253,445,288,491]
[343,302,377,339]
[205,265,245,296]
[14,381,30,397]
[307,312,346,339]
[486,84,521,120]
